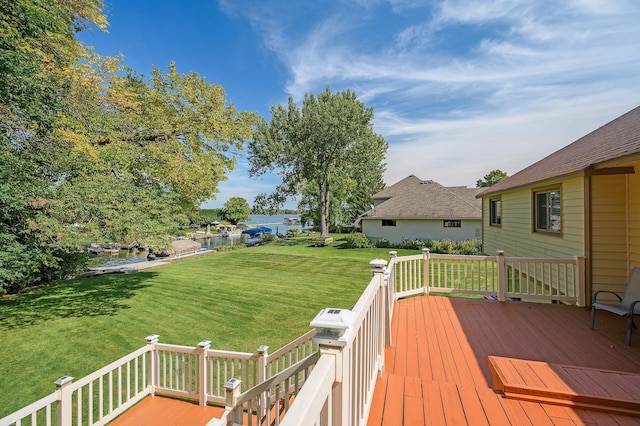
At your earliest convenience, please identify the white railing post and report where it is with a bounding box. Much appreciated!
[388,251,397,302]
[257,345,269,382]
[574,255,586,307]
[224,378,243,425]
[311,302,361,426]
[496,251,506,301]
[197,340,211,406]
[372,259,388,376]
[54,375,74,426]
[257,345,269,420]
[146,334,159,395]
[422,248,430,294]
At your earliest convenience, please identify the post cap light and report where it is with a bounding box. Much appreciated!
[146,334,160,344]
[54,376,74,387]
[198,340,211,349]
[369,258,388,272]
[310,308,354,346]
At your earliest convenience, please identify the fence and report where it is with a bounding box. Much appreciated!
[390,249,585,306]
[1,332,317,426]
[275,250,585,426]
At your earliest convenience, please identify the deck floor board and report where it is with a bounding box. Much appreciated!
[367,295,640,425]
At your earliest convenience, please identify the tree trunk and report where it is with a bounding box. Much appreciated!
[319,178,329,237]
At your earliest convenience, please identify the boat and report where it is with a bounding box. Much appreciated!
[88,244,104,255]
[120,241,138,250]
[241,227,272,237]
[283,217,301,225]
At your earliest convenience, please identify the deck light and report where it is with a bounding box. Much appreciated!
[54,376,74,387]
[369,258,388,273]
[310,308,354,346]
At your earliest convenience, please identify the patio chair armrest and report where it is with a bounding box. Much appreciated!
[592,290,622,304]
[629,300,640,316]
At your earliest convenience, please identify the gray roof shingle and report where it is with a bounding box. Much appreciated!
[366,175,482,219]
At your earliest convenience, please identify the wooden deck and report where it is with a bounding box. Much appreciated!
[110,396,223,426]
[367,295,640,425]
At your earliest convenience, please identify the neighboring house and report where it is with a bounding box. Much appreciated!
[477,105,640,300]
[361,175,483,244]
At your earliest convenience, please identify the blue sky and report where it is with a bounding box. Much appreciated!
[78,0,640,210]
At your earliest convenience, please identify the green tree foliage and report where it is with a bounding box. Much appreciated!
[221,197,251,225]
[249,88,387,237]
[1,0,108,292]
[0,0,258,292]
[476,169,509,187]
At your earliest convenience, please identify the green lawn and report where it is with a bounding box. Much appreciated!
[0,235,416,418]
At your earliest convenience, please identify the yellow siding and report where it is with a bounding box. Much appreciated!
[483,177,585,259]
[590,159,640,295]
[630,161,640,269]
[590,174,628,294]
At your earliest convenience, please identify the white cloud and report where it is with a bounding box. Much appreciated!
[219,0,640,193]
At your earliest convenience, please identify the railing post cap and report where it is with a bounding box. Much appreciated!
[370,258,388,271]
[422,248,430,253]
[256,345,269,354]
[224,378,242,390]
[54,375,74,387]
[389,251,398,258]
[146,334,160,344]
[197,340,211,349]
[496,250,505,255]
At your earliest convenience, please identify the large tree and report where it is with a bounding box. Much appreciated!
[221,197,251,225]
[0,1,258,292]
[248,88,387,237]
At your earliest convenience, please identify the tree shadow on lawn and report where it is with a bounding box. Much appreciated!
[0,272,156,330]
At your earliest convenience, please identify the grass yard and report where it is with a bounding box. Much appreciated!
[0,235,417,418]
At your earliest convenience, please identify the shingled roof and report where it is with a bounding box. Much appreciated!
[478,105,640,197]
[366,175,482,219]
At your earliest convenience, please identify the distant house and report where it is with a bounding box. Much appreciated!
[361,175,483,244]
[477,105,640,299]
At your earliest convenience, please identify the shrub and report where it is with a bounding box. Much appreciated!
[374,238,390,248]
[430,239,455,254]
[345,232,371,248]
[456,239,483,255]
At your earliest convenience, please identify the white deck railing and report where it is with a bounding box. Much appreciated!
[275,250,585,426]
[0,332,317,426]
[390,249,586,306]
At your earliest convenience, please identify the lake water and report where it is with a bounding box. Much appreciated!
[90,214,307,268]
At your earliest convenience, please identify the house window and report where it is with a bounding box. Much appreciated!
[534,188,561,233]
[443,220,461,228]
[381,219,396,227]
[490,199,502,226]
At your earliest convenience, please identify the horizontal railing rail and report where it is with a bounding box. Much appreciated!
[0,392,58,426]
[266,329,317,380]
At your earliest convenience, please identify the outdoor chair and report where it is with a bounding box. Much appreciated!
[590,266,640,345]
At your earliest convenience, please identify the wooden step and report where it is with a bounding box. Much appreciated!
[488,356,640,416]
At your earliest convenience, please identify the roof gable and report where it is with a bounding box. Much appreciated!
[478,105,640,197]
[368,175,482,219]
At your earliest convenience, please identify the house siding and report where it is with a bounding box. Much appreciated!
[362,218,481,244]
[590,174,629,294]
[482,177,585,259]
